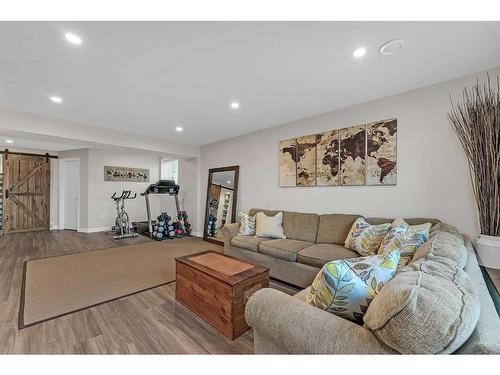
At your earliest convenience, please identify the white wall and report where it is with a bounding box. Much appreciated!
[0,107,201,233]
[87,149,162,231]
[199,67,500,239]
[56,148,199,233]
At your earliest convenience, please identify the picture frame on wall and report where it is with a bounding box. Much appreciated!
[366,119,398,185]
[296,135,317,187]
[316,130,340,186]
[278,118,397,187]
[279,138,297,187]
[339,124,366,186]
[104,166,150,182]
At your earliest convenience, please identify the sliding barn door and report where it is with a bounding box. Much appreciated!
[2,154,50,233]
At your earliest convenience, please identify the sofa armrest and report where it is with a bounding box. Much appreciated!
[221,223,240,255]
[245,288,396,354]
[222,222,240,239]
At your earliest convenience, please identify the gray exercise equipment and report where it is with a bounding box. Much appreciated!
[111,190,139,240]
[133,180,180,238]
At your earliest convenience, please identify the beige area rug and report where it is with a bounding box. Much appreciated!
[19,238,220,328]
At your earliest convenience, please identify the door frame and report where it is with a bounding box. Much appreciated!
[58,158,80,231]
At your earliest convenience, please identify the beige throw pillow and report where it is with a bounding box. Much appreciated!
[255,212,286,239]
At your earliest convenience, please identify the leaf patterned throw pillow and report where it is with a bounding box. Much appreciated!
[378,225,430,270]
[306,250,400,323]
[238,212,256,236]
[391,218,432,237]
[344,217,391,256]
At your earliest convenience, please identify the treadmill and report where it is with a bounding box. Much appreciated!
[133,180,180,238]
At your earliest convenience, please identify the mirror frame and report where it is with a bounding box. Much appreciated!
[203,165,240,245]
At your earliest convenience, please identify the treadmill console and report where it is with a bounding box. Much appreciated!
[144,180,180,195]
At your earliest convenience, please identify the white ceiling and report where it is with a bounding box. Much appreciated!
[0,136,79,152]
[1,21,500,146]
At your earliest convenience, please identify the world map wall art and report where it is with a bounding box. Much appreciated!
[279,118,397,187]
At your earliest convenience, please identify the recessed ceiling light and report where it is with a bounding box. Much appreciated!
[175,126,183,132]
[227,180,231,184]
[5,139,13,144]
[353,47,367,58]
[230,101,240,109]
[50,96,62,103]
[65,32,82,45]
[379,39,405,56]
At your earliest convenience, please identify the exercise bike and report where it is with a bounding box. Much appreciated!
[111,190,139,240]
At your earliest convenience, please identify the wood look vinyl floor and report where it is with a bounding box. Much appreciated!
[0,230,296,354]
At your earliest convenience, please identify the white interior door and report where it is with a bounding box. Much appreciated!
[60,159,79,230]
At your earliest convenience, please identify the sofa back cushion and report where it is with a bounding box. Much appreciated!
[283,211,319,243]
[363,226,480,354]
[316,214,361,244]
[249,209,319,243]
[249,208,282,218]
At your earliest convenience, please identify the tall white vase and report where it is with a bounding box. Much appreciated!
[476,234,500,269]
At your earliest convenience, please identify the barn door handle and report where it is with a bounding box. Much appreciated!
[4,189,8,199]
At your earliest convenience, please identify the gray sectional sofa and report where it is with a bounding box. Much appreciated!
[222,208,439,288]
[222,208,500,354]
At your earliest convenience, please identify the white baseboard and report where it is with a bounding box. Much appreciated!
[78,227,109,233]
[191,231,203,238]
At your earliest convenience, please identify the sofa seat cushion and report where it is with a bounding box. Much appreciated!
[231,235,272,252]
[298,244,359,268]
[259,239,313,261]
[364,226,480,354]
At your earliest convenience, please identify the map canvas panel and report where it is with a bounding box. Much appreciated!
[279,138,297,186]
[339,125,366,186]
[296,134,317,186]
[316,130,340,186]
[367,119,397,185]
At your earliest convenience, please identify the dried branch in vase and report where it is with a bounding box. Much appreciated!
[448,75,500,236]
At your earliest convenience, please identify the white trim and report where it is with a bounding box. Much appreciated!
[59,158,80,231]
[77,227,108,233]
[191,231,203,238]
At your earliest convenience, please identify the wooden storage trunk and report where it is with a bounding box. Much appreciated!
[175,251,269,340]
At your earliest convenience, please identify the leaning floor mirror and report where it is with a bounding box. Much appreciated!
[203,165,239,245]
